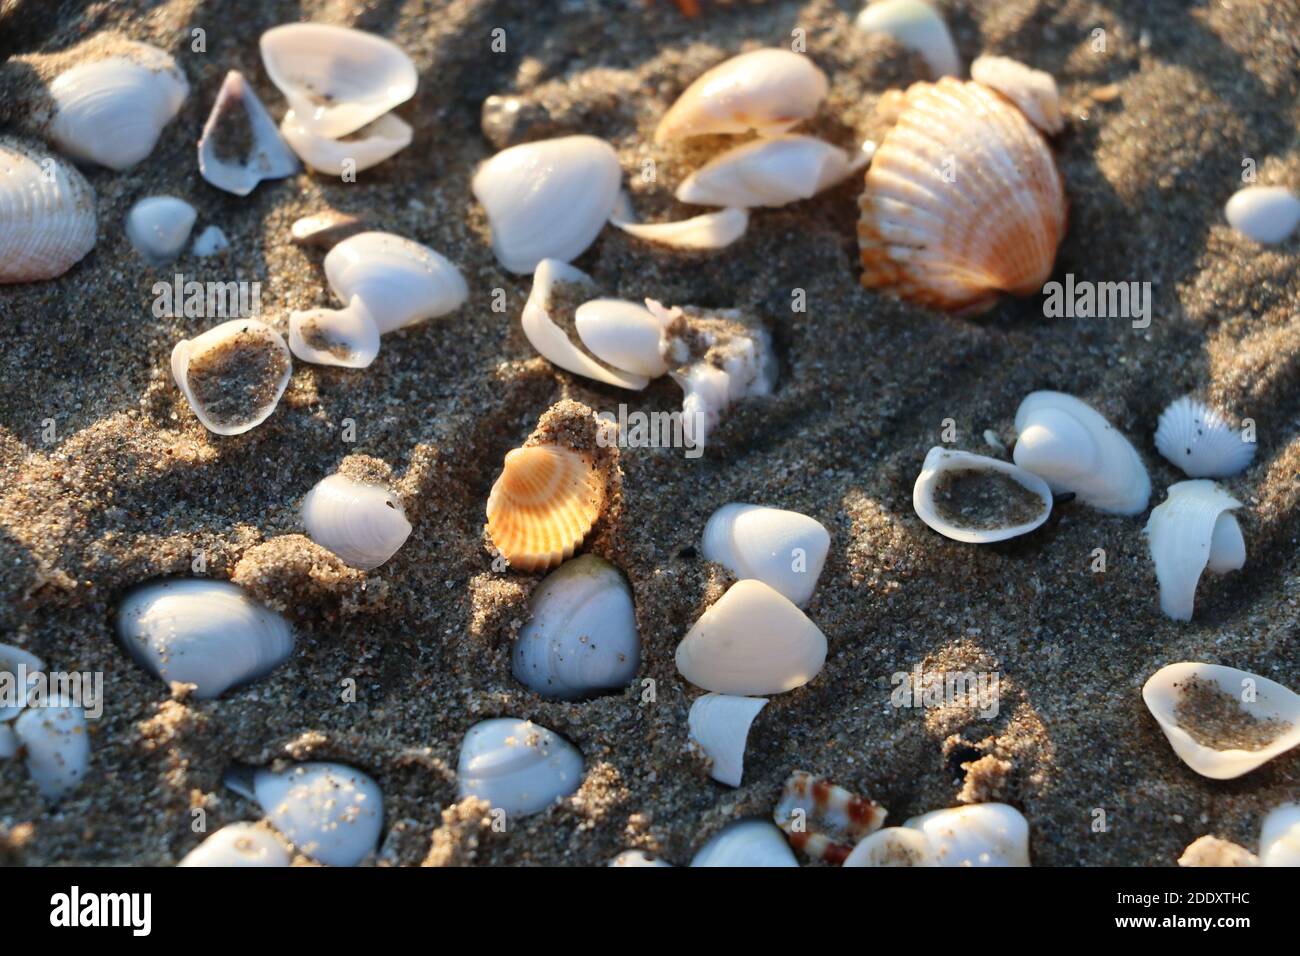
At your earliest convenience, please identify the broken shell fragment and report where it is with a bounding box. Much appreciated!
[191,225,230,258]
[290,211,366,249]
[574,299,670,379]
[0,138,97,284]
[171,319,292,435]
[691,819,798,867]
[1260,804,1300,867]
[288,296,380,369]
[14,699,89,801]
[700,503,830,606]
[0,642,45,722]
[1144,480,1245,621]
[486,444,605,573]
[854,0,961,78]
[1178,835,1258,868]
[457,718,584,817]
[126,196,196,266]
[609,849,673,867]
[301,473,412,570]
[610,207,748,250]
[969,56,1064,134]
[280,110,412,176]
[178,822,291,867]
[1154,396,1256,478]
[687,693,767,787]
[843,827,937,867]
[903,803,1031,866]
[1224,185,1300,245]
[912,447,1052,543]
[198,70,299,196]
[675,135,863,209]
[773,771,887,863]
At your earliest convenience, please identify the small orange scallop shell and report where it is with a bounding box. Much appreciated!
[857,77,1067,313]
[486,444,604,573]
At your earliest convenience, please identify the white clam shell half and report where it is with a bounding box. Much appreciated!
[279,110,412,176]
[126,196,197,266]
[690,819,799,867]
[198,70,299,196]
[178,822,291,867]
[969,56,1064,134]
[0,642,46,722]
[843,827,938,867]
[1154,396,1256,478]
[1224,185,1300,245]
[687,693,767,787]
[1260,804,1300,867]
[170,319,292,436]
[457,718,584,818]
[321,231,467,335]
[912,447,1052,544]
[573,298,669,378]
[701,503,830,606]
[675,135,863,209]
[191,225,230,258]
[1144,480,1245,621]
[244,762,384,867]
[289,296,381,369]
[610,206,749,250]
[14,698,89,801]
[301,473,412,570]
[0,137,97,284]
[854,0,961,78]
[903,803,1031,866]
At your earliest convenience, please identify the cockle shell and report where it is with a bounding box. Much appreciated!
[903,803,1031,866]
[1013,391,1150,514]
[675,135,864,208]
[700,503,830,606]
[513,555,640,700]
[171,319,292,435]
[854,0,961,78]
[198,70,299,196]
[0,138,96,284]
[1154,396,1256,478]
[655,49,828,143]
[259,24,417,139]
[1224,185,1300,244]
[687,693,768,787]
[857,77,1067,313]
[301,473,412,570]
[126,196,196,266]
[773,771,887,863]
[1260,804,1300,866]
[609,849,673,867]
[457,718,584,818]
[675,579,827,696]
[178,823,291,867]
[969,56,1064,135]
[1141,662,1300,780]
[116,579,295,699]
[486,444,605,573]
[0,642,45,722]
[280,110,412,176]
[574,299,670,379]
[14,698,89,801]
[1144,480,1245,621]
[912,447,1052,543]
[1178,835,1258,867]
[472,135,622,273]
[610,207,749,249]
[843,827,937,866]
[691,819,799,867]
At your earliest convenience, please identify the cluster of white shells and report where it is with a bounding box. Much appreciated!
[0,642,90,801]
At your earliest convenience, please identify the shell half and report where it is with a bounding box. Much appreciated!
[903,803,1031,866]
[244,762,384,866]
[0,642,45,722]
[690,819,799,867]
[1260,804,1300,867]
[178,823,291,867]
[486,444,605,573]
[687,693,768,787]
[1144,480,1245,621]
[969,56,1064,134]
[126,196,196,266]
[0,137,96,284]
[170,319,292,436]
[675,134,861,208]
[457,718,584,818]
[14,699,89,801]
[700,503,830,606]
[843,827,938,867]
[301,473,412,570]
[853,0,961,78]
[1224,186,1300,244]
[280,110,412,176]
[1154,396,1256,478]
[320,231,467,334]
[912,447,1052,543]
[198,70,300,196]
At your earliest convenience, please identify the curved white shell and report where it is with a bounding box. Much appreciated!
[1260,804,1300,867]
[1142,662,1300,780]
[178,822,291,867]
[457,718,584,818]
[608,849,672,867]
[573,299,669,378]
[687,693,767,787]
[289,296,381,369]
[843,827,938,867]
[675,135,859,209]
[0,642,45,723]
[1144,480,1244,621]
[46,43,188,170]
[903,803,1031,866]
[675,579,827,696]
[198,71,299,196]
[191,225,230,258]
[1224,185,1300,244]
[912,447,1052,544]
[512,555,640,701]
[854,0,961,77]
[701,503,830,606]
[1177,835,1258,867]
[126,196,196,266]
[1013,391,1150,514]
[655,49,828,143]
[259,24,417,139]
[14,699,89,801]
[170,319,291,436]
[280,110,412,176]
[0,138,96,284]
[301,473,412,570]
[610,207,749,249]
[322,231,467,334]
[970,56,1063,134]
[472,135,622,274]
[247,762,383,866]
[1154,396,1256,478]
[690,819,799,867]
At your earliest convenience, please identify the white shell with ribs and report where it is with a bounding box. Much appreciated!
[1144,480,1245,621]
[1154,396,1257,478]
[0,138,96,284]
[301,473,412,570]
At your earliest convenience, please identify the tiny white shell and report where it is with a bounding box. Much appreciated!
[903,803,1031,867]
[1154,396,1256,478]
[854,0,961,78]
[191,225,230,258]
[1224,185,1300,244]
[843,827,938,867]
[289,296,381,369]
[198,70,299,196]
[126,196,196,266]
[610,207,749,250]
[178,822,291,867]
[170,319,292,435]
[0,138,97,284]
[700,503,830,606]
[14,699,89,801]
[279,110,412,176]
[457,718,584,818]
[320,232,468,335]
[1177,835,1258,867]
[0,723,16,759]
[244,762,384,867]
[675,135,860,209]
[573,299,669,378]
[687,693,768,787]
[912,447,1052,544]
[0,642,45,722]
[690,819,799,867]
[608,849,673,867]
[1144,480,1245,621]
[301,473,412,570]
[969,56,1063,134]
[1260,804,1300,867]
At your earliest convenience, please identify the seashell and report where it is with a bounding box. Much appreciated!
[0,138,96,284]
[301,473,412,570]
[126,196,196,266]
[1260,804,1300,867]
[472,135,622,274]
[288,296,381,370]
[687,693,768,787]
[290,210,366,249]
[279,110,412,176]
[171,319,291,435]
[178,822,291,867]
[318,232,468,335]
[675,579,827,696]
[1012,391,1150,515]
[969,56,1064,134]
[1177,835,1258,867]
[512,554,640,700]
[573,299,670,379]
[691,819,799,867]
[608,849,672,867]
[0,723,16,759]
[1154,396,1256,478]
[457,718,584,817]
[198,70,299,196]
[610,207,749,250]
[700,503,830,606]
[655,49,828,144]
[45,42,188,170]
[1144,480,1245,621]
[675,135,864,208]
[486,444,605,573]
[259,24,417,139]
[1141,662,1300,779]
[191,225,229,258]
[116,578,294,698]
[912,447,1052,544]
[903,803,1031,866]
[857,78,1067,313]
[0,642,45,722]
[854,0,961,78]
[14,698,89,801]
[843,827,938,867]
[773,771,887,863]
[1224,185,1300,244]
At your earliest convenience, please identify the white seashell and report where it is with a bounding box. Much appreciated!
[1154,396,1256,478]
[46,43,188,170]
[610,207,749,250]
[700,503,830,606]
[675,135,862,209]
[288,297,381,370]
[240,762,383,866]
[198,70,299,196]
[675,579,827,696]
[279,110,412,176]
[687,693,768,787]
[472,135,622,273]
[301,473,412,570]
[0,642,45,722]
[126,196,196,266]
[1144,480,1245,621]
[656,49,828,143]
[457,718,584,818]
[854,0,960,77]
[116,579,294,698]
[1177,835,1258,867]
[178,822,291,867]
[1260,804,1300,867]
[690,819,799,867]
[14,699,89,800]
[191,225,229,258]
[319,231,467,335]
[171,319,291,435]
[912,447,1052,544]
[843,827,938,866]
[1141,662,1300,779]
[0,723,16,759]
[290,210,365,249]
[573,299,669,378]
[1013,391,1151,515]
[969,56,1064,134]
[608,849,672,867]
[259,24,417,139]
[903,803,1031,866]
[512,554,640,701]
[1224,185,1300,244]
[0,138,97,284]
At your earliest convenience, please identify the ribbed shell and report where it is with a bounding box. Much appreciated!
[0,138,96,284]
[486,445,604,573]
[857,78,1067,312]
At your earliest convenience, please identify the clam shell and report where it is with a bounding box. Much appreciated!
[610,207,749,249]
[178,823,291,867]
[1177,835,1258,867]
[675,135,860,208]
[903,803,1031,866]
[486,444,605,573]
[686,693,768,787]
[969,56,1064,134]
[198,70,299,196]
[608,849,672,867]
[1142,662,1300,779]
[289,296,381,369]
[774,770,886,863]
[573,299,669,378]
[843,827,937,866]
[0,137,97,284]
[0,642,45,722]
[1260,804,1300,867]
[14,698,89,801]
[853,0,961,78]
[1144,480,1244,621]
[912,447,1052,543]
[301,473,412,570]
[280,110,412,176]
[170,319,292,436]
[690,819,799,867]
[126,195,196,266]
[457,718,584,818]
[1154,396,1256,478]
[191,225,230,258]
[320,231,468,335]
[700,503,830,606]
[116,579,295,699]
[242,762,384,866]
[1224,185,1300,244]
